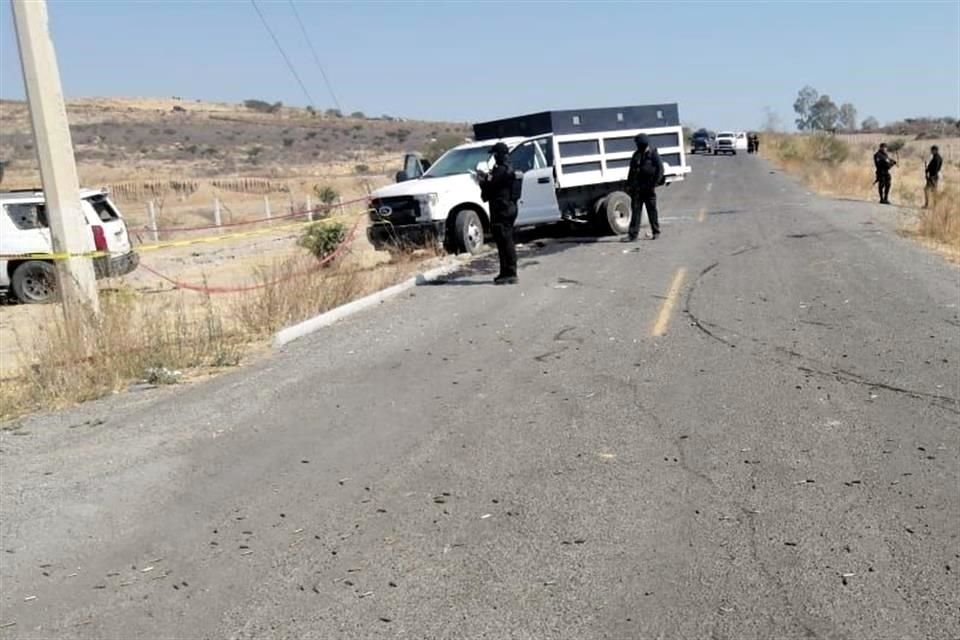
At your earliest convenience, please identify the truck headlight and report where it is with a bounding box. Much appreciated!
[417,193,439,216]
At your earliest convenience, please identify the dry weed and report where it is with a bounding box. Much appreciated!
[0,291,243,419]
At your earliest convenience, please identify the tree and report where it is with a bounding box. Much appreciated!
[325,108,343,119]
[793,85,819,130]
[838,103,858,131]
[861,116,880,131]
[244,99,273,113]
[350,111,366,119]
[809,95,840,131]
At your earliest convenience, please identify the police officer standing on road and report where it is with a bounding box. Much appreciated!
[626,134,665,241]
[479,142,519,285]
[924,145,943,209]
[874,142,897,204]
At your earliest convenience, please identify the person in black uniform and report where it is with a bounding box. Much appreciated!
[626,133,665,241]
[873,142,897,204]
[479,142,519,284]
[924,145,943,209]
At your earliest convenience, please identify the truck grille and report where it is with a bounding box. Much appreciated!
[369,196,420,226]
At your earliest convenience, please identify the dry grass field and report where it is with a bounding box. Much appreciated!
[764,133,960,258]
[0,98,469,418]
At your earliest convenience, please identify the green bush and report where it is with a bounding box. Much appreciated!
[298,221,347,262]
[313,185,339,206]
[354,164,370,174]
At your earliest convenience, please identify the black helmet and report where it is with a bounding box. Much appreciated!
[634,133,650,148]
[489,142,509,156]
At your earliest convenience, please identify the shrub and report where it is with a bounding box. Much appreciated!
[354,164,370,174]
[422,134,464,162]
[282,137,295,147]
[887,139,906,153]
[313,184,339,205]
[298,221,347,262]
[808,134,849,165]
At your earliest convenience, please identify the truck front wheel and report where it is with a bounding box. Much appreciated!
[452,209,485,254]
[598,191,632,236]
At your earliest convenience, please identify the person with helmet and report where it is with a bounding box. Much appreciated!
[874,142,897,204]
[924,145,943,209]
[626,133,665,241]
[478,142,520,284]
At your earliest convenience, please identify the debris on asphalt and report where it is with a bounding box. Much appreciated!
[23,596,36,602]
[379,617,392,623]
[140,566,155,573]
[359,591,374,599]
[480,514,492,519]
[338,478,351,485]
[0,622,16,629]
[544,580,557,586]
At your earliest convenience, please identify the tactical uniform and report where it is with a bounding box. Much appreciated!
[626,134,665,240]
[874,144,897,204]
[480,142,519,284]
[924,146,943,209]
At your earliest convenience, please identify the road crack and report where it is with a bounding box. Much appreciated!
[684,260,959,415]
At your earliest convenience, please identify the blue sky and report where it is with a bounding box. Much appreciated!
[1,1,958,130]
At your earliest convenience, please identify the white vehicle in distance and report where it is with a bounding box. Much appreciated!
[734,131,748,151]
[714,131,738,155]
[0,188,139,303]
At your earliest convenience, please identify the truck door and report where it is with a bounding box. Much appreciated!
[512,137,559,225]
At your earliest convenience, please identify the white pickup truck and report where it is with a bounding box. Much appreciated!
[368,104,692,253]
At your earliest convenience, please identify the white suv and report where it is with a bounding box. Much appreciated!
[0,188,139,303]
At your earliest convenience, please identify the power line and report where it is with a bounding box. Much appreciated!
[287,0,342,113]
[250,0,316,108]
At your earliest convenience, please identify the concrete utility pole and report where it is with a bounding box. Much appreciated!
[11,0,99,314]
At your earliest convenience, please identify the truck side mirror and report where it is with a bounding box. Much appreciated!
[395,170,409,183]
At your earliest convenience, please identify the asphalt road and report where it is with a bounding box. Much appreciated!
[1,154,958,640]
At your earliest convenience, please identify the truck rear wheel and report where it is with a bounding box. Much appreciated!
[597,191,632,236]
[452,209,484,254]
[11,260,58,304]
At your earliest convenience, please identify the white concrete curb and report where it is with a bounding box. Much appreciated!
[273,259,470,348]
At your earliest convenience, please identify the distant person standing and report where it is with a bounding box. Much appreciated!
[873,142,897,204]
[479,142,519,284]
[626,134,665,241]
[924,145,943,209]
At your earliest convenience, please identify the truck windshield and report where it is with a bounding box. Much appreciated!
[424,147,494,178]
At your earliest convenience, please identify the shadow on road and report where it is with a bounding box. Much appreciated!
[421,223,616,286]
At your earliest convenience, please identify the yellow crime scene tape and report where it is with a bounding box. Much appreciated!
[0,209,369,262]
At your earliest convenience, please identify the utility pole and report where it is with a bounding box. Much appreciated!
[11,0,99,315]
